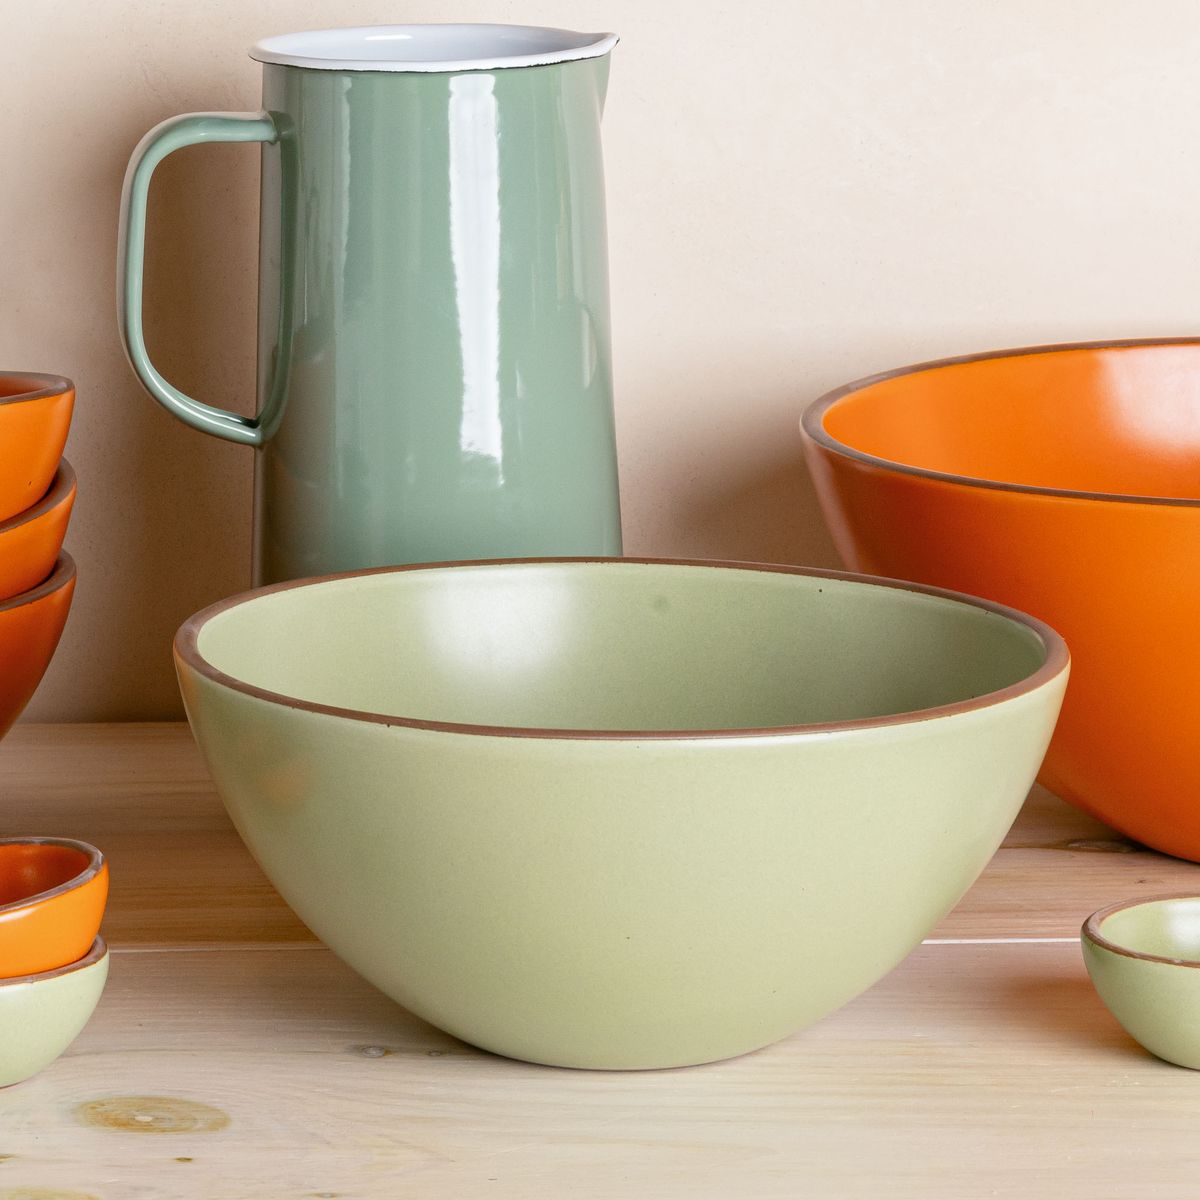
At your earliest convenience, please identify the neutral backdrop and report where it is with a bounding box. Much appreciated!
[5,0,1199,720]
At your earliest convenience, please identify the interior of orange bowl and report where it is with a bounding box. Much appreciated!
[821,342,1200,502]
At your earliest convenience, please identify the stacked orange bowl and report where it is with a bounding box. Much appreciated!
[0,837,109,1085]
[0,373,77,740]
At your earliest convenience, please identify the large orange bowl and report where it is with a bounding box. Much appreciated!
[0,554,75,740]
[801,338,1200,860]
[0,461,76,602]
[0,375,74,524]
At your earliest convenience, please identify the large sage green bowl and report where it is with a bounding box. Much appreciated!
[175,558,1068,1069]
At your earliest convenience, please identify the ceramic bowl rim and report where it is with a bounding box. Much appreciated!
[175,556,1070,742]
[0,936,107,989]
[1083,894,1200,968]
[0,553,76,615]
[0,373,73,409]
[0,837,105,921]
[802,336,1200,509]
[0,460,76,536]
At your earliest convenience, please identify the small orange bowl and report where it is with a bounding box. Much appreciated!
[0,554,75,741]
[0,461,76,603]
[0,838,107,978]
[0,375,74,525]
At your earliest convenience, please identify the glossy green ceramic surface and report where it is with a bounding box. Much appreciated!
[0,939,108,1087]
[120,27,622,583]
[176,560,1068,1069]
[1083,897,1200,1069]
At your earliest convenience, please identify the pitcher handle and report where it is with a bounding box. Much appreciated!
[118,112,278,447]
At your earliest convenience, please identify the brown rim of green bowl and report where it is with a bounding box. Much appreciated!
[0,837,105,919]
[0,374,73,407]
[801,335,1200,509]
[0,461,76,536]
[0,554,75,615]
[0,937,107,989]
[174,556,1070,742]
[1083,894,1200,969]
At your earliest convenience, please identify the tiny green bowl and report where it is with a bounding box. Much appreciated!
[0,936,108,1086]
[1083,896,1200,1068]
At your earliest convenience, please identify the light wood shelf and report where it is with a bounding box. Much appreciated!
[2,724,1197,1196]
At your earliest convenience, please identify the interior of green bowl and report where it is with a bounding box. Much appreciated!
[1096,898,1200,963]
[191,562,1052,733]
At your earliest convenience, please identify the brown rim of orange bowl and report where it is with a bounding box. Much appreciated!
[0,554,75,614]
[1083,894,1200,969]
[0,374,74,407]
[0,461,76,535]
[0,837,105,918]
[801,335,1200,509]
[0,937,107,988]
[174,556,1070,741]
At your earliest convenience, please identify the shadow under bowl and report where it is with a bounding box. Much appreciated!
[1082,896,1200,1069]
[175,557,1068,1069]
[0,554,75,741]
[0,460,76,603]
[802,338,1200,861]
[0,375,74,525]
[0,838,108,978]
[0,937,108,1087]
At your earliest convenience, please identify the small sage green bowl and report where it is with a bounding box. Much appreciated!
[175,558,1068,1069]
[1083,896,1200,1068]
[0,937,108,1086]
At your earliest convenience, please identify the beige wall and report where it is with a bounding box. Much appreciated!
[6,0,1199,720]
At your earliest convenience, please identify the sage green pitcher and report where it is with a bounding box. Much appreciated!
[118,24,622,583]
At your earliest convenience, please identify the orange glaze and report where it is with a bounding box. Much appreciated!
[0,840,107,978]
[0,375,74,524]
[802,340,1200,861]
[0,462,76,602]
[0,555,75,741]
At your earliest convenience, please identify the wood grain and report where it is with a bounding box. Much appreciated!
[3,724,1199,945]
[937,784,1200,938]
[0,724,311,946]
[3,725,1200,1196]
[0,942,1194,1198]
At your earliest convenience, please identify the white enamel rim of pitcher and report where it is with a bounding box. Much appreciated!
[250,25,619,73]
